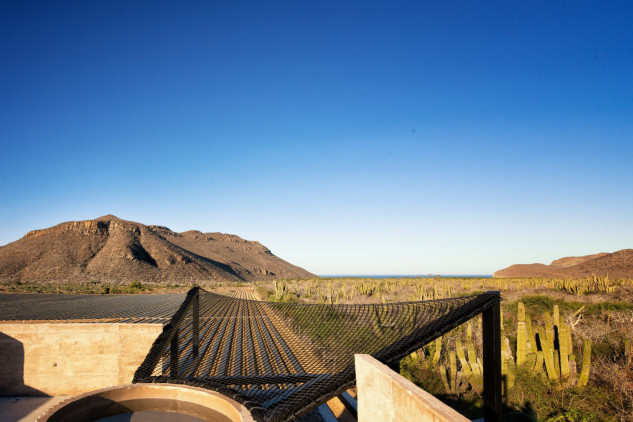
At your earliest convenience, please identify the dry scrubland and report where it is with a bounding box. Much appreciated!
[253,276,633,422]
[2,276,633,421]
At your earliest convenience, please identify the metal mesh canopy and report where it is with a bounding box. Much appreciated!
[134,287,501,422]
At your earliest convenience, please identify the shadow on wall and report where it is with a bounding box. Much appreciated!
[0,331,48,397]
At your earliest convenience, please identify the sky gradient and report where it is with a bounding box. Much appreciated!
[1,1,632,275]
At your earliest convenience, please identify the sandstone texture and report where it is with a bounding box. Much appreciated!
[0,215,315,284]
[494,249,633,278]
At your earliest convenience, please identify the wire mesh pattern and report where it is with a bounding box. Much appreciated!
[134,287,500,422]
[0,294,185,323]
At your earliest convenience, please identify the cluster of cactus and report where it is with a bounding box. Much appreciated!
[514,302,592,387]
[418,323,484,396]
[559,275,616,296]
[560,279,591,296]
[338,284,353,302]
[411,280,455,301]
[433,281,453,299]
[273,279,290,301]
[410,302,594,398]
[451,323,484,394]
[587,274,616,293]
[414,284,436,301]
[355,281,380,297]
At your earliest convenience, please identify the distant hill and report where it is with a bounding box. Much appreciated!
[0,215,315,284]
[493,249,633,278]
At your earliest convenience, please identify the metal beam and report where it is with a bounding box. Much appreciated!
[482,292,502,421]
[170,327,179,377]
[192,293,200,358]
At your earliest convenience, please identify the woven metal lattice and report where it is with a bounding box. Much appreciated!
[134,287,500,422]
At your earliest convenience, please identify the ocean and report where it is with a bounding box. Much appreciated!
[318,274,493,279]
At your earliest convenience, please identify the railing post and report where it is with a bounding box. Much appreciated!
[482,292,502,422]
[170,327,179,377]
[193,292,200,358]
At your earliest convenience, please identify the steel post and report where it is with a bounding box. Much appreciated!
[482,293,502,421]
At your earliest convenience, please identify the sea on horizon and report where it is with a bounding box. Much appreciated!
[318,274,493,279]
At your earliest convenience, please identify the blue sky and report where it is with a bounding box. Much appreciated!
[1,1,632,275]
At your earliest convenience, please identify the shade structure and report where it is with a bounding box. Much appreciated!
[134,288,501,422]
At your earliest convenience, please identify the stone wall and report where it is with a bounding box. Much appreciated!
[0,323,163,396]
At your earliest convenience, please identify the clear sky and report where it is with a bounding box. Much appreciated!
[1,1,632,275]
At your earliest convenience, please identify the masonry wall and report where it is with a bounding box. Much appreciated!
[0,323,163,396]
[355,354,470,422]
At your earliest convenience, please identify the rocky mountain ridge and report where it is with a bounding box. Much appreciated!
[0,215,315,284]
[494,249,633,278]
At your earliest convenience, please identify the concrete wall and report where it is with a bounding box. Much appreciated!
[0,323,163,396]
[355,354,469,422]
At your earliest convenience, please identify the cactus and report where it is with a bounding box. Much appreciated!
[437,345,467,395]
[558,321,570,380]
[568,353,578,385]
[449,351,458,393]
[455,338,470,372]
[576,339,592,388]
[428,301,594,399]
[533,350,544,376]
[466,323,480,376]
[456,337,483,394]
[538,325,558,381]
[525,308,537,354]
[514,301,591,389]
[432,332,482,396]
[273,280,289,301]
[516,302,528,366]
[432,337,442,366]
[502,336,515,392]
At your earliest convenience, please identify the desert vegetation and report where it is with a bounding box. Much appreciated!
[2,275,632,420]
[254,276,633,421]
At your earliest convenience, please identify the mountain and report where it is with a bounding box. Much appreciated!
[493,249,633,278]
[0,215,315,284]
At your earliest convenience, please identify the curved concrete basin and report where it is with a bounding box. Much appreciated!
[37,383,255,422]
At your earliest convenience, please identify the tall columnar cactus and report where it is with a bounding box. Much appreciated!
[517,302,528,366]
[515,301,591,388]
[456,336,483,394]
[502,336,516,392]
[432,336,442,366]
[537,325,559,381]
[466,323,480,376]
[533,350,544,376]
[577,339,592,388]
[558,324,569,379]
[273,279,289,301]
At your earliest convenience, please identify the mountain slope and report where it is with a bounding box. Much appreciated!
[0,215,315,284]
[494,249,633,278]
